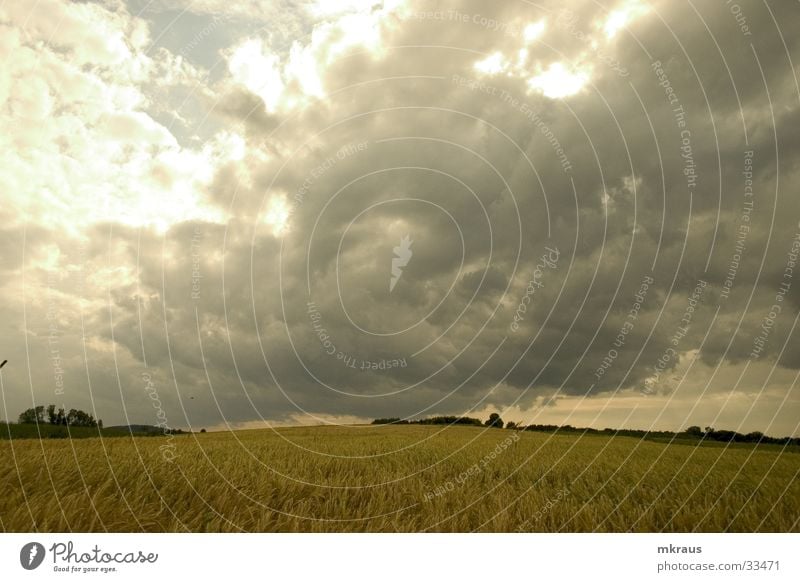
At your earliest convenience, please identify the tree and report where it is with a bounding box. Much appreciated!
[18,408,38,424]
[485,413,504,429]
[64,408,97,427]
[685,426,703,437]
[506,421,517,430]
[46,404,57,424]
[18,406,46,424]
[200,428,206,433]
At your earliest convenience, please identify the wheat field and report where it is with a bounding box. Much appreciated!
[1,425,798,532]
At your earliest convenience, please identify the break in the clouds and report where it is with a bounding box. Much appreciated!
[1,0,799,436]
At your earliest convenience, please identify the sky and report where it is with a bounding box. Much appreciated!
[0,0,799,436]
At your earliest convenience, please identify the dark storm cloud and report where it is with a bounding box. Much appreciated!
[123,0,798,426]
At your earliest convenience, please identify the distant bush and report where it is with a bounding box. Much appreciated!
[371,418,409,425]
[417,416,483,426]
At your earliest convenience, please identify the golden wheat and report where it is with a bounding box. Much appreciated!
[1,426,797,532]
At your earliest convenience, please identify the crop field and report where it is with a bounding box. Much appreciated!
[0,425,798,532]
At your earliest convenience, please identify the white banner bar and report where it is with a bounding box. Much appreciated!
[1,533,797,581]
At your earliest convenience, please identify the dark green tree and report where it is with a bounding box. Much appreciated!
[19,406,46,424]
[64,408,97,427]
[485,413,504,429]
[18,407,38,423]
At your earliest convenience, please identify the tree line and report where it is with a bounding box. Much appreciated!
[372,413,507,428]
[372,415,483,427]
[372,415,800,445]
[17,404,102,428]
[517,423,799,445]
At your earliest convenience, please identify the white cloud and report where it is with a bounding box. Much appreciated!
[227,39,286,113]
[225,4,396,113]
[305,0,405,18]
[0,1,229,234]
[0,0,137,68]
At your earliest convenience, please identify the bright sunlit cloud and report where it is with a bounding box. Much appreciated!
[226,4,395,114]
[228,39,286,113]
[262,193,292,236]
[305,0,402,18]
[603,1,649,39]
[471,17,593,100]
[524,20,546,42]
[527,62,589,99]
[473,52,508,75]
